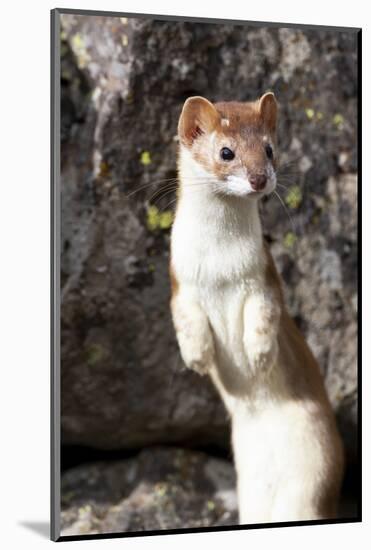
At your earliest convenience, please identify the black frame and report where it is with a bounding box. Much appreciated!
[51,7,362,542]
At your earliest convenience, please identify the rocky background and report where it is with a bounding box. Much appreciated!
[59,13,359,536]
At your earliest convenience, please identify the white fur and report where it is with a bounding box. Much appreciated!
[243,292,280,376]
[171,146,335,524]
[225,165,276,197]
[171,286,216,375]
[231,401,327,523]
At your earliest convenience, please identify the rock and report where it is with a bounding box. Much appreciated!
[60,445,357,536]
[268,172,358,462]
[61,447,238,535]
[59,14,358,460]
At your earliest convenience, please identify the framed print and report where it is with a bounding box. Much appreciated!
[51,8,361,542]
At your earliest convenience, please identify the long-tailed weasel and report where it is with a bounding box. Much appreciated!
[170,93,344,524]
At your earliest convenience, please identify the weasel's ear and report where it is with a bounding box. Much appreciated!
[258,92,278,133]
[178,96,220,147]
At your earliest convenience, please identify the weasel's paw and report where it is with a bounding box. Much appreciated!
[245,334,278,376]
[177,331,215,376]
[186,357,212,376]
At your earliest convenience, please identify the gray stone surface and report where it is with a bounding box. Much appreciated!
[61,447,238,535]
[60,15,358,461]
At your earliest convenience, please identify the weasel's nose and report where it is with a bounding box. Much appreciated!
[249,174,267,191]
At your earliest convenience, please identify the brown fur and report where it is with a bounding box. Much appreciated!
[178,95,278,183]
[263,241,333,406]
[264,240,345,515]
[169,261,179,297]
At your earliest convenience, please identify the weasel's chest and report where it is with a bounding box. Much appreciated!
[171,207,264,288]
[171,208,266,368]
[197,279,259,372]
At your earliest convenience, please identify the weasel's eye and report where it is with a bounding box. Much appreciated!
[220,147,235,161]
[265,144,274,159]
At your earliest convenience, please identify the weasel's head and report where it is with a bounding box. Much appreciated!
[178,93,278,199]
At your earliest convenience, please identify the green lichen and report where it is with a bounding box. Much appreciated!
[140,151,152,166]
[155,482,167,497]
[125,91,134,104]
[207,500,215,511]
[78,504,92,518]
[159,211,174,229]
[71,33,90,69]
[285,185,302,209]
[305,108,315,120]
[72,33,84,49]
[147,205,159,231]
[99,161,110,177]
[146,205,174,231]
[283,232,297,249]
[86,344,105,366]
[305,108,324,122]
[332,113,345,129]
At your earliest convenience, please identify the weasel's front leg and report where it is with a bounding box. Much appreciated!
[243,292,280,376]
[171,291,215,376]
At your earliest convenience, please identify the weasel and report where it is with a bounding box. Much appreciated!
[170,93,344,524]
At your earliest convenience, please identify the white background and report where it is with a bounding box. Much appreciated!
[0,0,367,548]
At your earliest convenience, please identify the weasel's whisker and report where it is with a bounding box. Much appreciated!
[150,187,178,205]
[276,176,302,187]
[157,197,179,213]
[148,179,215,205]
[276,183,289,191]
[126,176,217,198]
[125,178,179,198]
[148,184,179,203]
[273,190,297,236]
[278,159,300,169]
[277,173,296,180]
